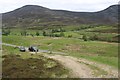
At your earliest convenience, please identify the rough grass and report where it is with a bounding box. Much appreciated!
[54,31,83,38]
[2,26,118,68]
[80,61,108,77]
[2,35,118,68]
[2,55,69,78]
[84,26,118,33]
[2,46,69,78]
[9,29,43,36]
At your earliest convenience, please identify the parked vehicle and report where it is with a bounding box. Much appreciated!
[19,46,26,52]
[29,46,38,52]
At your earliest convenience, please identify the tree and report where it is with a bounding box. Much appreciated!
[2,29,7,36]
[82,35,88,41]
[54,34,60,37]
[36,31,40,36]
[21,30,27,36]
[2,29,11,36]
[68,35,72,38]
[49,33,54,37]
[60,32,65,37]
[93,34,99,40]
[43,31,47,36]
[90,34,99,41]
[7,29,11,35]
[95,35,99,40]
[52,29,55,33]
[60,28,66,32]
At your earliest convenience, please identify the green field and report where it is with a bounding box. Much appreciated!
[3,35,118,68]
[2,25,119,68]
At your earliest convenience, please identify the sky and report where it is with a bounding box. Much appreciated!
[0,0,119,13]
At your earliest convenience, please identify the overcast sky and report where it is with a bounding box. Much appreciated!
[0,0,119,13]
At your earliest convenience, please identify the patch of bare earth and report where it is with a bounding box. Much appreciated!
[44,54,93,78]
[64,44,81,51]
[68,56,118,78]
[43,54,118,78]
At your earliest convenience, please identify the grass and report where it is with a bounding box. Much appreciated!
[9,29,43,36]
[2,25,119,69]
[75,25,119,42]
[2,35,118,68]
[54,31,83,38]
[85,26,118,33]
[72,53,118,68]
[2,45,70,78]
[80,61,108,77]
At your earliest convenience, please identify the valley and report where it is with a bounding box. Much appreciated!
[1,4,119,78]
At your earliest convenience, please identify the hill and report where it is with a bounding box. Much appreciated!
[2,5,119,28]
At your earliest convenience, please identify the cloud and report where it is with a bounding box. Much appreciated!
[0,0,119,13]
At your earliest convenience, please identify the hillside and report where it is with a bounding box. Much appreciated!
[2,5,119,28]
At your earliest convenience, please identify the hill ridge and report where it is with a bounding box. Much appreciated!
[2,5,119,28]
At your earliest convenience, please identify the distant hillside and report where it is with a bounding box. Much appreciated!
[2,5,119,28]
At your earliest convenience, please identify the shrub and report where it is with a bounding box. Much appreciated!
[68,35,72,38]
[82,35,88,41]
[90,34,99,41]
[36,31,40,36]
[43,31,47,36]
[60,32,65,37]
[21,30,27,36]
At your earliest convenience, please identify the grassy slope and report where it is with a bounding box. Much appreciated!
[3,35,118,68]
[3,25,119,68]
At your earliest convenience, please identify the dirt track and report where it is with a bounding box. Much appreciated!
[44,54,93,78]
[43,54,118,78]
